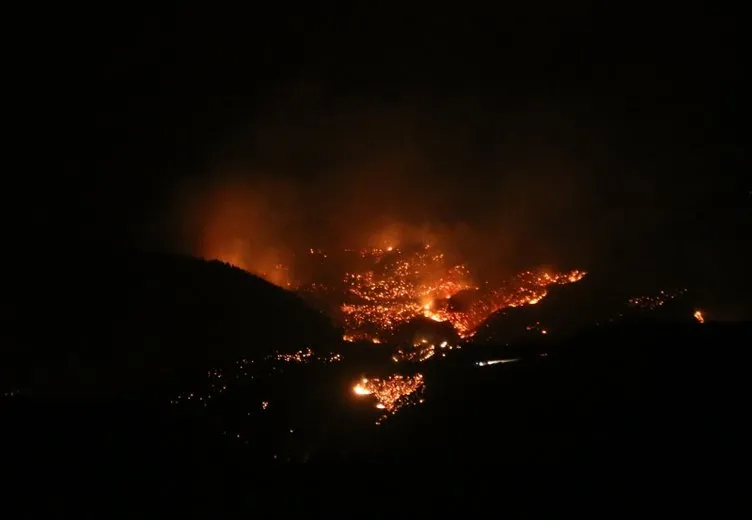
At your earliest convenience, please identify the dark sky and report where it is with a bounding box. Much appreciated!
[5,3,748,311]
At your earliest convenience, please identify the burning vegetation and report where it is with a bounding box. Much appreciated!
[201,238,587,343]
[187,235,586,344]
[300,243,586,343]
[192,225,706,349]
[627,288,688,310]
[352,374,426,423]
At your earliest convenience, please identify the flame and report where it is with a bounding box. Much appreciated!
[693,310,705,324]
[204,229,587,342]
[353,378,373,395]
[338,246,586,341]
[392,339,460,363]
[352,374,425,414]
[189,181,300,288]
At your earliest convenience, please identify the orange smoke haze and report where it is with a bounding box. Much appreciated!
[165,91,614,287]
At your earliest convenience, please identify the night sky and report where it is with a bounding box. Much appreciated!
[5,3,748,313]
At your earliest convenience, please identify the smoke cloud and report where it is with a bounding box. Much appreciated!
[163,84,694,291]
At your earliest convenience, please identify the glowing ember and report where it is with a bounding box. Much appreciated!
[395,343,435,362]
[267,348,342,364]
[525,321,549,335]
[392,340,459,363]
[271,347,313,363]
[338,245,586,341]
[628,289,687,310]
[352,374,425,415]
[353,380,372,395]
[693,310,705,323]
[215,239,587,343]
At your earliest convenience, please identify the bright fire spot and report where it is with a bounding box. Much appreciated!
[268,348,342,364]
[694,310,705,324]
[352,374,425,414]
[353,379,372,395]
[213,239,587,344]
[394,343,437,362]
[337,245,586,342]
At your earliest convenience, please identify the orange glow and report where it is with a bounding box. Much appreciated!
[353,379,372,395]
[182,179,299,288]
[352,374,425,414]
[391,339,459,363]
[628,289,687,310]
[693,310,705,324]
[339,245,586,341]
[189,194,587,342]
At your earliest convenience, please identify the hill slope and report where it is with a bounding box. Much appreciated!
[2,250,338,398]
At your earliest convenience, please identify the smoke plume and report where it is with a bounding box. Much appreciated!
[164,84,695,291]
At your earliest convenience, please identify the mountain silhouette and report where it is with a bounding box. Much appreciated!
[2,249,338,398]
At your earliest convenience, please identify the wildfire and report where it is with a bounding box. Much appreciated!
[628,289,687,310]
[392,340,459,363]
[525,321,549,335]
[352,374,425,415]
[211,237,587,343]
[693,310,705,324]
[267,348,342,364]
[339,245,586,341]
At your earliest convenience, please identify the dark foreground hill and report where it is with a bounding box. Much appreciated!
[1,249,338,398]
[371,321,751,464]
[3,322,752,470]
[2,319,750,513]
[2,251,751,512]
[474,270,705,344]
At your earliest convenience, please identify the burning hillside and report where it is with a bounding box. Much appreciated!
[211,240,586,344]
[335,244,585,342]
